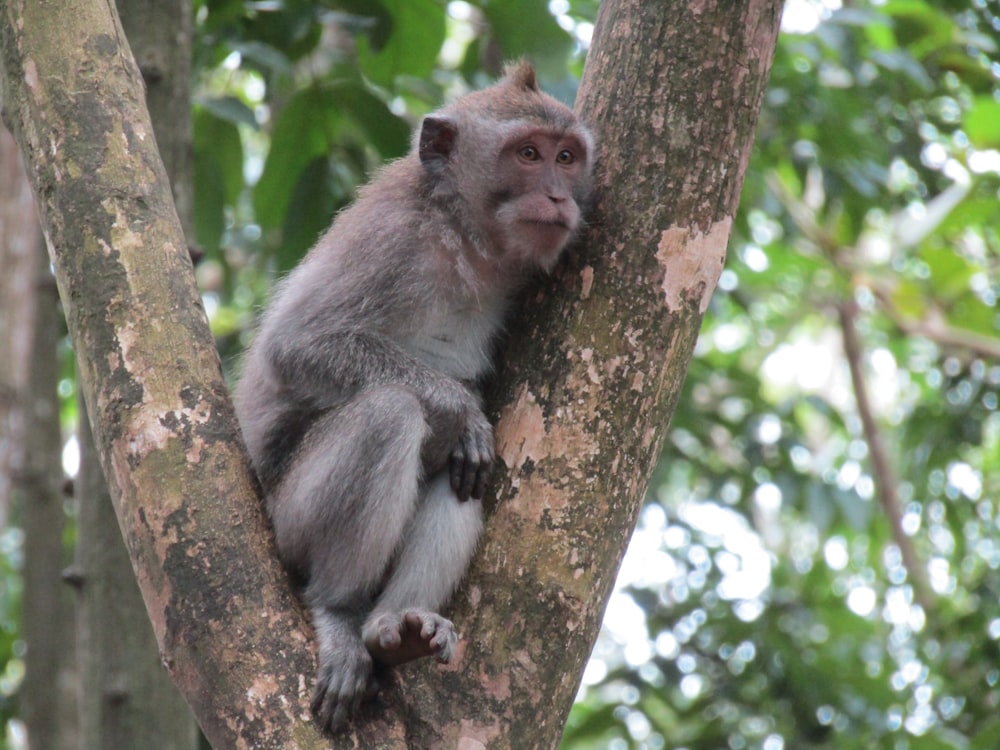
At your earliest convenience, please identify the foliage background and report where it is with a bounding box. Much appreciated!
[2,0,998,748]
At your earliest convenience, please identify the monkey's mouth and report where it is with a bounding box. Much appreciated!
[517,220,574,257]
[522,219,571,230]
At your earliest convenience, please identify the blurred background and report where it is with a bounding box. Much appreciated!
[1,1,998,748]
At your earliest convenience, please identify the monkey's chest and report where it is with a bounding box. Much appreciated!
[403,306,502,381]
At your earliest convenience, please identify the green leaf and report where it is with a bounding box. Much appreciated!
[964,97,1000,150]
[193,107,244,254]
[881,0,957,60]
[356,0,446,88]
[329,83,410,159]
[198,0,244,33]
[196,95,259,130]
[277,157,341,272]
[479,0,574,79]
[870,48,934,90]
[946,297,998,341]
[830,7,889,29]
[969,718,1000,750]
[194,149,225,257]
[937,181,1000,236]
[253,87,342,229]
[920,247,975,304]
[891,278,928,320]
[239,0,321,64]
[228,40,294,75]
[194,107,245,203]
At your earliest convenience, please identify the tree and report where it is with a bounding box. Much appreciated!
[69,1,200,747]
[0,1,780,748]
[0,123,76,750]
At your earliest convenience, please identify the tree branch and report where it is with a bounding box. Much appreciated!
[873,285,1000,361]
[837,298,933,610]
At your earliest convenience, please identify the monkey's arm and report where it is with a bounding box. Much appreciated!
[267,326,464,410]
[266,327,493,500]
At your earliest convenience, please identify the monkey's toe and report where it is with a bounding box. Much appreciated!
[405,609,458,662]
[363,608,457,666]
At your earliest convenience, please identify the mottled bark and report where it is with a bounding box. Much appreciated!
[0,0,781,747]
[75,389,201,749]
[72,0,199,745]
[119,0,195,244]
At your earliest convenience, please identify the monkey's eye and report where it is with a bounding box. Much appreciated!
[518,145,541,161]
[556,149,575,165]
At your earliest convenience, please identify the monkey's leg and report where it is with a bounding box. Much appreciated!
[363,473,483,666]
[270,386,429,731]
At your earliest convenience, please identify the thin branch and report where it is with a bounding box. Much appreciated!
[837,298,933,611]
[872,285,1000,361]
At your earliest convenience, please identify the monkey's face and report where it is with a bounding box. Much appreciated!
[483,124,592,271]
[418,71,594,274]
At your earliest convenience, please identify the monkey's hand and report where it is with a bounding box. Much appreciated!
[419,378,494,499]
[363,609,458,667]
[449,407,494,502]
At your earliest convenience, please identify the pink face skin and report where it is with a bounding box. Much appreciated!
[488,127,591,271]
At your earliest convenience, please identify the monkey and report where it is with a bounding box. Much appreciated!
[234,61,594,733]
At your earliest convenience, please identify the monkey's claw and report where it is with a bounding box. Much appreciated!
[363,608,458,667]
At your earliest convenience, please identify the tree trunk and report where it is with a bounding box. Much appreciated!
[0,124,78,750]
[75,392,200,749]
[119,0,195,244]
[19,250,74,750]
[71,0,200,745]
[0,122,36,528]
[0,0,781,747]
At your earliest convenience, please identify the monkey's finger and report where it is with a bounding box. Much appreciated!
[448,445,463,496]
[420,617,437,640]
[471,461,489,501]
[457,461,475,502]
[450,444,478,501]
[449,450,469,501]
[434,629,458,662]
[312,684,350,734]
[470,432,494,500]
[374,619,403,651]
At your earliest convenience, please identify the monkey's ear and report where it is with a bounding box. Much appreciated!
[419,116,458,174]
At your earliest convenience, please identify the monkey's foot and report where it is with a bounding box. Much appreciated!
[362,608,458,667]
[311,639,375,734]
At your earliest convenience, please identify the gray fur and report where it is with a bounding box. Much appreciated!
[234,62,593,734]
